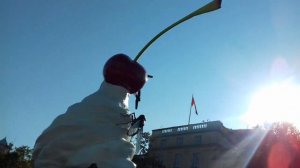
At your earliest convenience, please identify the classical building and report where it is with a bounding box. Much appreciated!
[148,121,262,168]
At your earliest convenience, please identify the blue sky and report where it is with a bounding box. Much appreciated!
[1,0,300,147]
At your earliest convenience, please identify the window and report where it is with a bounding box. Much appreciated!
[160,154,164,164]
[176,136,184,145]
[191,153,200,168]
[160,139,167,148]
[194,135,202,145]
[173,153,182,168]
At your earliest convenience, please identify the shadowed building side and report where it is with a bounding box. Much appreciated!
[148,121,258,168]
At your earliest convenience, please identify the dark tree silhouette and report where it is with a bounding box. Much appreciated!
[132,154,166,168]
[0,143,33,168]
[248,122,300,168]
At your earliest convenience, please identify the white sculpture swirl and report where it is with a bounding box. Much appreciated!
[33,81,136,168]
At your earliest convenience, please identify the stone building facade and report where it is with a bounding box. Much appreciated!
[148,121,261,168]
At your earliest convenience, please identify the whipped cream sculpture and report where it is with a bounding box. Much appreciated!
[34,1,222,167]
[33,54,147,168]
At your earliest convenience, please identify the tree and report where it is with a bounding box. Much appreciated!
[131,132,151,155]
[139,132,151,155]
[132,155,166,168]
[0,143,33,168]
[131,132,166,168]
[248,122,300,168]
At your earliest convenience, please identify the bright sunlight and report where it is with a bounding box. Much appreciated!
[243,79,300,128]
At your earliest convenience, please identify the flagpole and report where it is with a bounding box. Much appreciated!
[188,105,192,125]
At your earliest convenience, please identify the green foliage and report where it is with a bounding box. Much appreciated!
[0,143,33,168]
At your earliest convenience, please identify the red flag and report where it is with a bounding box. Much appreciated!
[191,96,198,115]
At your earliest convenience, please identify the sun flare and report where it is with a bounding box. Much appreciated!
[243,80,300,129]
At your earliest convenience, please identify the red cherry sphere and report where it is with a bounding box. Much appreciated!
[103,54,147,94]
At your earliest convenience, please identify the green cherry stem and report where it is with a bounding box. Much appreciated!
[134,0,222,62]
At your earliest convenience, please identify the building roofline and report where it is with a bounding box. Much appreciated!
[152,120,225,132]
[151,120,227,137]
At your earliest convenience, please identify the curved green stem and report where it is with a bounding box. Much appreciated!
[134,0,222,62]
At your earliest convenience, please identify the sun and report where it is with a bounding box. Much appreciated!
[242,79,300,129]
